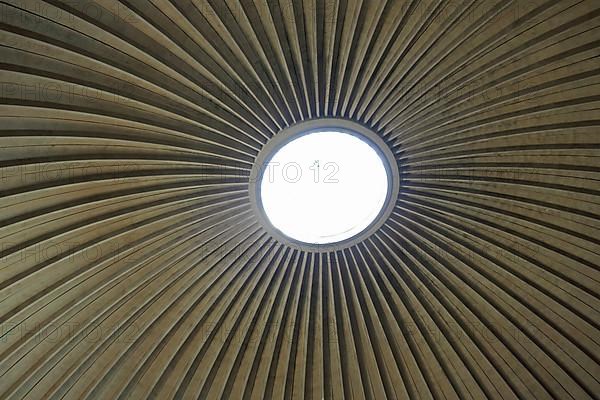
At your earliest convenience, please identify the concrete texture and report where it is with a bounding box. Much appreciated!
[0,0,599,398]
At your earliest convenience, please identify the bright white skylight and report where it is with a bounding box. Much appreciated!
[260,131,389,244]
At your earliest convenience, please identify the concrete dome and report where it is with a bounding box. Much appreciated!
[0,1,599,398]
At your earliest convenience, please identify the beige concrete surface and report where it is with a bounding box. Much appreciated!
[0,0,599,398]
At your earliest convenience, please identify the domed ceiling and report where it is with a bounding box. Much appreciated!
[1,0,599,399]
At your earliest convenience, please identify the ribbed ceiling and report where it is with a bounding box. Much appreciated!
[1,0,599,399]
